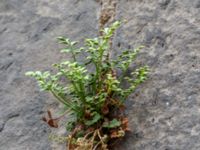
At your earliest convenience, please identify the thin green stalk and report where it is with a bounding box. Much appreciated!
[71,51,77,62]
[93,62,99,93]
[71,81,86,104]
[79,81,86,103]
[96,43,105,91]
[70,45,77,62]
[50,89,79,112]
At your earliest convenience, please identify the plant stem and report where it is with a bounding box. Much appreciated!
[71,81,86,104]
[70,45,77,62]
[50,89,79,112]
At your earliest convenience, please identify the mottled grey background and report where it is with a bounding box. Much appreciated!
[0,0,200,150]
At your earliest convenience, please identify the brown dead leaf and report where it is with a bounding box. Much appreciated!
[42,110,59,128]
[110,129,125,138]
[101,104,109,115]
[121,117,130,131]
[110,130,118,138]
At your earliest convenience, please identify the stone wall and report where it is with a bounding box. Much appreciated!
[0,0,200,149]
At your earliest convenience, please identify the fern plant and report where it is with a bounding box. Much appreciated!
[26,21,149,150]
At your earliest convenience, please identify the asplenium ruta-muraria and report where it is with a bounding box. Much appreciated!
[26,21,149,150]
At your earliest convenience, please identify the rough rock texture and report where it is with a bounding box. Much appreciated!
[113,1,200,150]
[0,0,200,150]
[0,0,98,150]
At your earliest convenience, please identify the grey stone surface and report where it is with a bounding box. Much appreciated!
[0,0,98,150]
[113,0,200,150]
[0,0,200,150]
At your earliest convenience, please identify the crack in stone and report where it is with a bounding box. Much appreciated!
[98,0,118,32]
[0,61,13,70]
[0,113,20,132]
